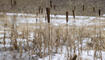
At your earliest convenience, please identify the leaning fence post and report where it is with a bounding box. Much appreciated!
[46,8,50,23]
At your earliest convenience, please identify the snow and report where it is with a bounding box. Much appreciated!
[0,12,36,17]
[38,47,105,60]
[102,14,105,16]
[0,13,105,60]
[1,12,105,26]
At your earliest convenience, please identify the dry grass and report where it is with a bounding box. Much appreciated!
[0,13,105,60]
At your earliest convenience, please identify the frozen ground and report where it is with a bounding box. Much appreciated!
[0,46,105,60]
[1,12,105,26]
[0,13,105,60]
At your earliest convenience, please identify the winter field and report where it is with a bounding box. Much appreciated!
[0,12,105,60]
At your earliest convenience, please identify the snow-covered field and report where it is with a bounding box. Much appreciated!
[0,13,105,60]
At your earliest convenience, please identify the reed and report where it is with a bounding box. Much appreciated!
[0,7,105,60]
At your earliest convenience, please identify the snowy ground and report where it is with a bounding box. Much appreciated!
[0,13,105,60]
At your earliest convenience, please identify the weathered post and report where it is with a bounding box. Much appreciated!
[38,6,41,14]
[11,0,16,8]
[72,10,75,19]
[50,0,53,8]
[11,0,13,7]
[99,9,101,16]
[66,11,69,23]
[46,8,51,56]
[53,5,56,10]
[46,8,50,23]
[82,4,85,11]
[93,7,95,12]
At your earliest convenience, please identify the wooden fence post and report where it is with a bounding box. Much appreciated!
[82,5,85,11]
[46,8,50,23]
[50,0,52,8]
[72,10,75,19]
[66,11,69,23]
[99,9,101,16]
[39,6,41,14]
[93,7,95,12]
